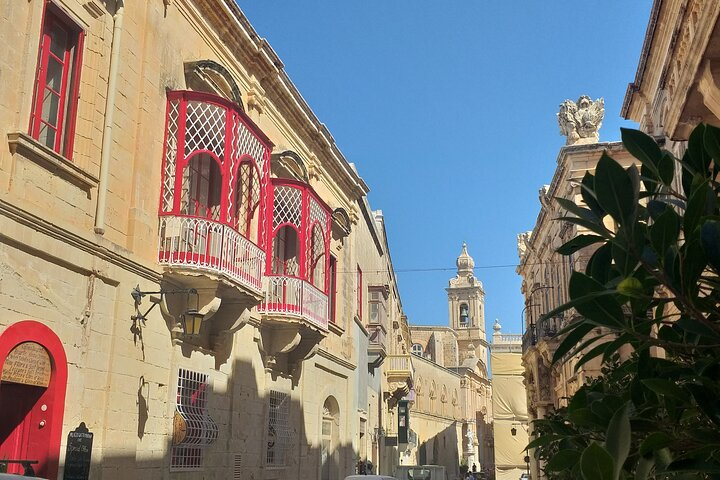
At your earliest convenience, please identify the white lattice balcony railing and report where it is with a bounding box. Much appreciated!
[259,275,329,331]
[158,214,265,294]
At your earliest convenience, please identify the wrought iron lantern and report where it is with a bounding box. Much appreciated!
[131,285,204,336]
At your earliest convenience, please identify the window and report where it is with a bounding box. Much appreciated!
[329,255,337,323]
[171,369,218,470]
[411,343,423,356]
[357,266,363,320]
[181,154,222,220]
[272,226,300,275]
[267,390,292,466]
[29,4,84,158]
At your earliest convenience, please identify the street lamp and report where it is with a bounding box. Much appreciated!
[131,285,204,336]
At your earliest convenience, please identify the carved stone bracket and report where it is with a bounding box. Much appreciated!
[257,323,325,376]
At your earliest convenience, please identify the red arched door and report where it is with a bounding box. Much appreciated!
[0,321,67,478]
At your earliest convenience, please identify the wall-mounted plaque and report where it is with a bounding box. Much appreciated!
[63,423,93,480]
[1,341,51,387]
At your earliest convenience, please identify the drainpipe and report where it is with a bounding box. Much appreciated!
[94,0,125,234]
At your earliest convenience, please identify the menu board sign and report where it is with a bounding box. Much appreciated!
[63,423,93,480]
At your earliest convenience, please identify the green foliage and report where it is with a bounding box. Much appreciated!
[533,125,720,479]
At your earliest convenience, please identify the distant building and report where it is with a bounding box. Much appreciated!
[489,321,528,480]
[409,244,493,477]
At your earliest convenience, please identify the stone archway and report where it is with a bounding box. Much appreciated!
[0,321,67,478]
[320,396,340,480]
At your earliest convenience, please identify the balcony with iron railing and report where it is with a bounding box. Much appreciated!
[157,90,272,299]
[522,315,565,353]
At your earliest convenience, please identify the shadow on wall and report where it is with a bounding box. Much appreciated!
[414,421,460,480]
[75,353,359,480]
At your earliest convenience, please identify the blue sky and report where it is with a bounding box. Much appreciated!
[238,1,654,335]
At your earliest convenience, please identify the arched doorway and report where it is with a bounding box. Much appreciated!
[320,396,340,480]
[0,321,67,478]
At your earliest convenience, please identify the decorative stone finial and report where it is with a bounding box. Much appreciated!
[517,231,532,260]
[456,242,475,274]
[557,95,605,145]
[493,319,501,332]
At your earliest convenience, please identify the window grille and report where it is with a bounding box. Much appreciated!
[266,390,292,466]
[171,369,218,470]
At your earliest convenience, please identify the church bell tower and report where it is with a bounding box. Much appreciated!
[447,243,488,363]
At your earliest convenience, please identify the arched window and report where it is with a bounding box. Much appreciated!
[411,343,423,356]
[459,303,469,327]
[272,226,300,276]
[308,224,326,290]
[233,159,261,241]
[181,153,222,221]
[321,397,340,480]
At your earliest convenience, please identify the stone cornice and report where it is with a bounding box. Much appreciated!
[0,198,162,284]
[622,0,663,118]
[183,0,369,203]
[316,346,357,371]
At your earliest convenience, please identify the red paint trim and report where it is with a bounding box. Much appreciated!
[329,255,337,323]
[158,97,172,214]
[0,321,67,480]
[166,90,274,149]
[29,2,84,159]
[357,266,363,321]
[63,28,85,159]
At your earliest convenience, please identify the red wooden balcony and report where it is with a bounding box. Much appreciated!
[258,179,332,332]
[158,214,265,293]
[259,275,329,331]
[157,91,271,296]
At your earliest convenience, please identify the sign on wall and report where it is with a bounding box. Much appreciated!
[1,341,52,387]
[63,423,93,480]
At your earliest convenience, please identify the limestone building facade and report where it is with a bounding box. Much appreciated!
[622,0,720,145]
[516,98,638,479]
[0,1,415,479]
[408,244,493,478]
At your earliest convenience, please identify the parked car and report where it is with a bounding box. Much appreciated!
[344,476,397,480]
[394,465,447,480]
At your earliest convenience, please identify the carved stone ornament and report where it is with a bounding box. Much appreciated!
[557,95,605,145]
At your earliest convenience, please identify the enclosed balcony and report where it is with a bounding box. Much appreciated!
[367,285,389,368]
[157,91,271,301]
[256,178,332,374]
[385,354,414,401]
